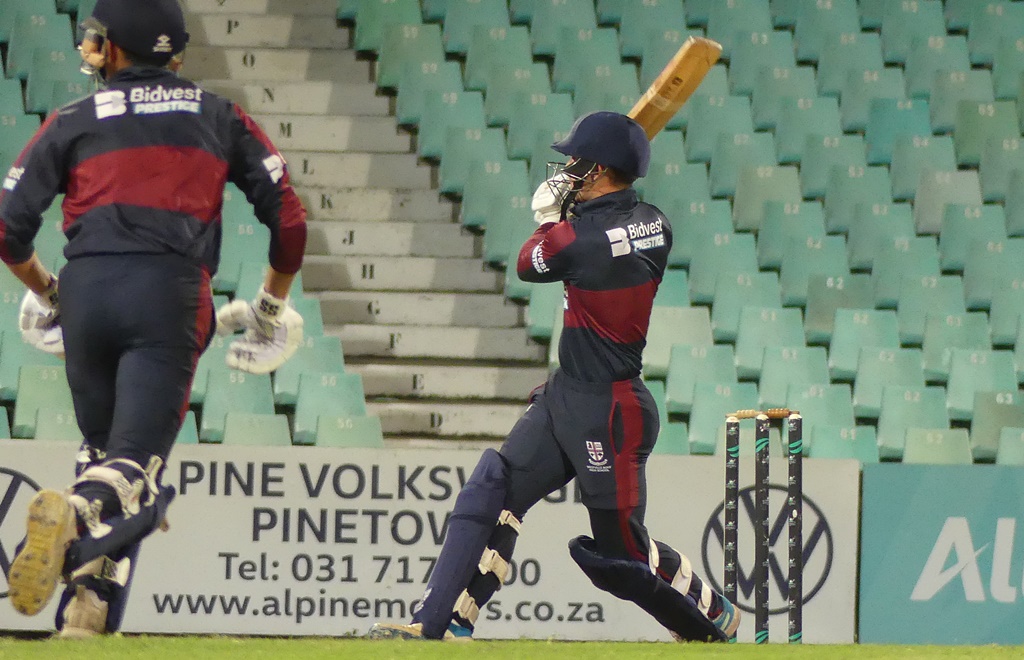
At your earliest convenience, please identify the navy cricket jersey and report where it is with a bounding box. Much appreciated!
[517,188,671,383]
[0,66,306,275]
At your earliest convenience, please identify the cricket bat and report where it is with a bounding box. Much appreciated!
[628,36,723,140]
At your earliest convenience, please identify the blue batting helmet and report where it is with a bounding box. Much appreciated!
[90,0,189,64]
[552,111,650,178]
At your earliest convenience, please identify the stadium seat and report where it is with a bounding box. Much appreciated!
[417,90,485,160]
[929,70,996,134]
[1006,170,1024,236]
[618,0,686,59]
[988,287,1024,347]
[353,0,421,52]
[595,0,625,25]
[822,165,893,234]
[464,25,531,92]
[293,372,369,445]
[643,163,713,219]
[684,95,754,163]
[460,159,530,230]
[6,10,72,81]
[642,306,713,379]
[816,31,883,98]
[828,308,900,381]
[804,273,874,346]
[979,136,1024,203]
[880,0,946,64]
[889,136,957,202]
[756,201,826,271]
[506,92,574,160]
[0,0,54,44]
[992,37,1024,100]
[222,413,292,446]
[571,62,641,117]
[665,199,730,268]
[709,132,776,198]
[939,204,1008,272]
[871,236,941,309]
[441,0,510,55]
[774,96,842,164]
[734,306,805,380]
[785,383,855,445]
[0,332,63,405]
[484,62,551,127]
[875,385,949,460]
[839,68,906,133]
[421,0,448,21]
[272,335,346,406]
[25,46,80,114]
[732,165,801,232]
[377,23,444,89]
[996,427,1024,465]
[395,59,463,126]
[687,232,758,304]
[799,134,866,199]
[711,271,782,343]
[664,344,737,414]
[484,193,537,266]
[438,126,507,195]
[653,421,690,456]
[903,428,973,465]
[526,281,565,341]
[758,346,828,410]
[970,391,1024,461]
[0,115,41,158]
[808,424,879,463]
[852,347,926,419]
[865,98,931,165]
[913,170,982,235]
[0,79,23,116]
[943,0,976,32]
[954,101,1020,167]
[946,349,1019,421]
[33,408,81,442]
[654,270,690,307]
[728,30,796,96]
[199,370,275,443]
[896,275,968,346]
[688,381,759,455]
[750,66,817,130]
[12,365,73,439]
[509,0,536,23]
[552,27,620,94]
[921,312,992,384]
[792,0,859,63]
[963,238,1024,310]
[968,1,1024,66]
[314,414,385,448]
[527,129,569,192]
[904,35,971,99]
[705,0,772,59]
[529,0,597,57]
[177,410,199,445]
[779,235,850,307]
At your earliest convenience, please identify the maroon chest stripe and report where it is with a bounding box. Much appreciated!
[564,281,657,343]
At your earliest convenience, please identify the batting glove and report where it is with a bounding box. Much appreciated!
[19,276,64,358]
[216,287,303,374]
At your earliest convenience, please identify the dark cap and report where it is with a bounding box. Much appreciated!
[91,0,189,63]
[552,111,650,178]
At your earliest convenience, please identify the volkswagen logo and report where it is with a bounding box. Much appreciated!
[701,484,833,615]
[0,467,42,599]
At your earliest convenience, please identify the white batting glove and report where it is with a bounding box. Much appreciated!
[216,287,303,374]
[531,173,572,224]
[19,276,64,359]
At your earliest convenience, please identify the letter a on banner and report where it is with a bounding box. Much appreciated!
[910,517,985,602]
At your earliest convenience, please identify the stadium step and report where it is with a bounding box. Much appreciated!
[283,152,433,189]
[296,188,454,223]
[315,291,522,327]
[306,221,477,258]
[182,0,338,15]
[301,255,502,292]
[184,47,370,83]
[186,14,349,48]
[248,115,410,153]
[366,401,525,438]
[350,362,546,399]
[200,81,389,116]
[328,325,547,361]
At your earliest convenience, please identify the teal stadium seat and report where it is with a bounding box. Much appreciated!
[774,96,841,164]
[664,344,737,415]
[417,90,485,160]
[552,27,619,95]
[639,29,712,131]
[929,70,995,134]
[938,204,1007,272]
[438,126,507,195]
[688,382,759,455]
[758,346,829,410]
[779,235,849,307]
[293,371,369,445]
[865,98,931,165]
[509,0,536,23]
[880,0,946,64]
[571,62,640,118]
[968,1,1024,66]
[905,35,971,99]
[751,66,817,130]
[732,165,801,232]
[222,413,292,446]
[684,95,754,163]
[272,335,346,406]
[903,429,973,465]
[664,199,730,268]
[314,414,385,448]
[913,170,982,235]
[921,312,992,383]
[733,306,805,380]
[377,23,444,89]
[617,0,686,60]
[870,236,941,309]
[506,92,574,160]
[485,62,551,127]
[799,134,866,199]
[992,36,1024,100]
[441,0,510,55]
[464,25,531,92]
[943,0,976,32]
[459,159,530,230]
[808,425,879,463]
[823,165,892,234]
[852,347,926,419]
[988,285,1024,347]
[839,68,906,133]
[709,132,776,198]
[804,273,874,346]
[890,136,956,202]
[785,383,855,446]
[728,30,796,97]
[756,201,825,270]
[828,308,900,381]
[970,391,1024,461]
[687,232,758,305]
[946,349,1018,421]
[980,136,1024,203]
[792,0,859,63]
[896,275,968,346]
[25,46,80,114]
[642,306,713,379]
[199,370,275,443]
[816,31,883,98]
[529,0,597,57]
[595,0,625,25]
[997,427,1024,465]
[353,0,421,52]
[875,385,949,460]
[395,59,462,126]
[6,10,72,81]
[705,0,772,59]
[12,365,72,438]
[963,238,1024,310]
[710,271,781,343]
[954,101,1019,168]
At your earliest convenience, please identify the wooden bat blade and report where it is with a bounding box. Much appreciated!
[628,36,722,140]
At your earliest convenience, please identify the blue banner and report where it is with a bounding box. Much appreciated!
[860,464,1024,644]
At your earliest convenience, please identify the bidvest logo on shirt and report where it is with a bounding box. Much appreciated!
[2,166,24,191]
[129,85,203,115]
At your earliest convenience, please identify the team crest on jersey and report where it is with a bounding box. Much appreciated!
[586,441,610,473]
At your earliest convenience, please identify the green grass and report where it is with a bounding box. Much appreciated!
[1,637,1023,660]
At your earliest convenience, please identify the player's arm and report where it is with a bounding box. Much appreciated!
[516,220,577,284]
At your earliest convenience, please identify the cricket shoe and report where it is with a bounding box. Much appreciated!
[58,584,108,639]
[366,621,470,641]
[709,594,741,639]
[8,490,79,616]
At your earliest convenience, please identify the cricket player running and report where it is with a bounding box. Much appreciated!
[370,111,738,642]
[2,0,306,637]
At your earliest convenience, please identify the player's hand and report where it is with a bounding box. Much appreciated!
[19,276,64,358]
[531,174,572,224]
[215,287,303,374]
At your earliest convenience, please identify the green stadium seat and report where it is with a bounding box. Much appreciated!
[963,238,1024,310]
[751,66,817,130]
[552,27,620,94]
[774,96,842,164]
[711,271,781,342]
[642,306,713,379]
[635,129,687,199]
[991,37,1024,100]
[417,91,485,160]
[1006,171,1024,237]
[618,0,686,59]
[823,165,893,234]
[709,132,776,198]
[687,232,758,304]
[996,427,1024,465]
[871,236,941,309]
[0,0,54,44]
[0,114,41,157]
[222,412,292,446]
[395,59,463,126]
[503,243,533,300]
[0,332,63,404]
[337,0,359,21]
[506,92,574,160]
[968,1,1024,66]
[979,136,1024,203]
[12,365,72,438]
[647,378,669,436]
[460,159,530,230]
[930,70,996,134]
[25,46,80,114]
[654,269,690,307]
[769,0,800,28]
[988,287,1024,346]
[728,30,796,96]
[665,344,737,414]
[643,162,712,215]
[199,370,274,443]
[314,414,385,448]
[485,62,551,127]
[529,0,597,57]
[734,306,805,380]
[914,170,982,235]
[903,428,973,465]
[509,0,536,23]
[880,0,946,64]
[441,0,510,55]
[785,382,855,445]
[839,68,906,132]
[828,308,900,381]
[808,425,879,463]
[946,348,1019,421]
[943,0,976,32]
[905,35,971,100]
[685,0,714,26]
[954,101,1020,168]
[799,134,866,199]
[215,217,268,295]
[779,235,850,307]
[876,384,949,460]
[757,201,825,270]
[653,421,690,456]
[439,126,507,196]
[353,0,422,52]
[922,312,992,383]
[816,31,883,97]
[939,204,1008,272]
[758,346,828,410]
[853,347,926,419]
[292,297,324,338]
[572,62,641,117]
[684,95,754,163]
[464,25,531,92]
[421,0,448,21]
[293,371,368,445]
[843,203,917,270]
[896,275,968,346]
[639,30,716,130]
[176,410,199,445]
[665,199,730,268]
[526,281,564,341]
[6,10,72,81]
[484,192,536,266]
[595,0,625,25]
[272,335,346,406]
[33,408,80,442]
[688,381,759,455]
[865,98,931,165]
[732,165,801,232]
[706,0,772,59]
[0,79,23,116]
[970,391,1024,461]
[889,136,957,202]
[804,273,874,346]
[792,0,859,63]
[377,23,444,89]
[527,129,569,191]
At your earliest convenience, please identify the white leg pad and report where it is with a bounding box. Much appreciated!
[453,591,480,625]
